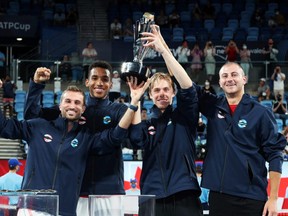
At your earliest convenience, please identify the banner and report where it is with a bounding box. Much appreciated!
[0,15,39,38]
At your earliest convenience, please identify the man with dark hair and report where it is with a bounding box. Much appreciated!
[24,61,144,214]
[18,66,147,215]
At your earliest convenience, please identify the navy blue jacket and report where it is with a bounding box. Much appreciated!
[130,85,201,198]
[197,87,286,201]
[0,110,127,216]
[24,81,129,195]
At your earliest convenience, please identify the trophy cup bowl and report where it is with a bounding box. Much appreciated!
[120,62,151,84]
[120,12,154,85]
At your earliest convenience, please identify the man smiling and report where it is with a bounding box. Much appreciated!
[197,62,286,216]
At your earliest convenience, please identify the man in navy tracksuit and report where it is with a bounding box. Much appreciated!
[20,66,146,215]
[129,25,202,216]
[196,62,286,216]
[0,84,131,216]
[24,61,133,214]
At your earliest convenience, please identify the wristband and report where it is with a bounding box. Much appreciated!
[129,104,138,112]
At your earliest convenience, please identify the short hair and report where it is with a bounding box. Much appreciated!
[60,85,85,105]
[87,60,113,79]
[219,62,245,76]
[148,72,175,94]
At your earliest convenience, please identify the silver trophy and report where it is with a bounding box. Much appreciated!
[120,12,154,84]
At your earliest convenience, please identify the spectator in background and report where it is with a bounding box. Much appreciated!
[176,40,190,67]
[0,158,23,191]
[168,10,180,28]
[202,0,215,19]
[257,78,272,101]
[271,65,285,100]
[109,70,121,102]
[140,107,148,121]
[2,75,17,118]
[0,50,6,80]
[0,158,23,212]
[125,178,140,195]
[252,7,265,27]
[196,164,209,211]
[273,93,288,127]
[66,6,78,26]
[156,9,168,28]
[282,127,288,161]
[53,8,66,26]
[110,18,122,39]
[239,43,251,81]
[192,3,203,21]
[203,40,216,82]
[82,42,97,79]
[262,38,278,77]
[273,9,286,27]
[59,55,71,82]
[70,52,83,84]
[190,43,203,84]
[202,79,216,95]
[122,18,133,37]
[225,40,239,62]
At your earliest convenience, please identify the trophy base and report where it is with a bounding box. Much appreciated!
[120,62,150,85]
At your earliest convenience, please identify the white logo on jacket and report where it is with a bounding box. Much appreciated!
[43,134,52,142]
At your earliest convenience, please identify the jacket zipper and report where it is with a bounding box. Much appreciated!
[220,127,230,193]
[157,145,167,194]
[51,128,67,189]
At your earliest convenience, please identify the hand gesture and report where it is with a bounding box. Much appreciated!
[141,25,167,55]
[34,67,51,83]
[126,76,151,105]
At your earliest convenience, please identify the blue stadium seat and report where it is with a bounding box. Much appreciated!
[264,10,275,21]
[14,102,25,113]
[239,19,250,31]
[55,91,63,104]
[209,27,222,41]
[165,3,175,15]
[234,28,247,41]
[259,27,272,41]
[42,91,54,104]
[160,28,171,41]
[14,90,26,103]
[204,19,215,33]
[260,100,273,109]
[211,3,221,15]
[132,11,143,22]
[196,28,208,42]
[17,112,24,121]
[143,100,154,114]
[172,27,184,42]
[276,118,283,133]
[227,19,238,33]
[180,11,191,23]
[123,36,134,42]
[222,3,233,16]
[222,27,234,41]
[268,3,278,12]
[246,27,259,41]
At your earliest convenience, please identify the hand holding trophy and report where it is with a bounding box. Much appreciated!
[120,12,154,85]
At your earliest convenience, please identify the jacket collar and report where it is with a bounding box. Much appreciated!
[217,93,252,114]
[54,117,81,132]
[86,95,111,107]
[150,105,173,119]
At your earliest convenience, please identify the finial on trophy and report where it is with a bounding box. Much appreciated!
[120,12,154,85]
